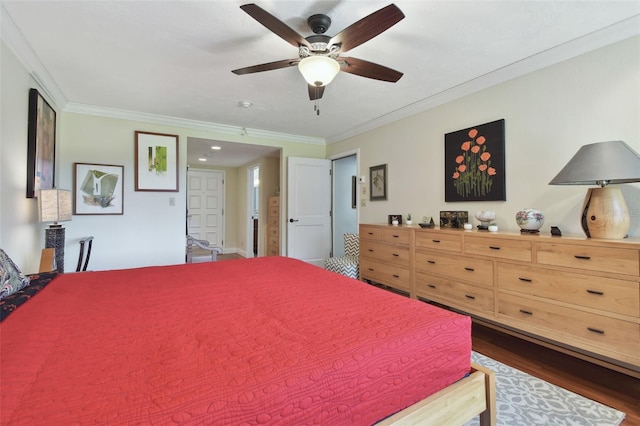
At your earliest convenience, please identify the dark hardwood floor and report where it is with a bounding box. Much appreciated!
[472,323,640,426]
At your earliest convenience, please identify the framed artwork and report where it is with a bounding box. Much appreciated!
[74,163,124,215]
[369,164,387,201]
[445,119,506,202]
[26,88,56,198]
[135,131,179,192]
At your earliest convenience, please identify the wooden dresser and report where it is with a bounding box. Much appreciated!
[359,224,640,377]
[266,196,280,256]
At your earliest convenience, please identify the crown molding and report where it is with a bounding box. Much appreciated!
[326,14,640,144]
[1,3,68,109]
[64,103,326,145]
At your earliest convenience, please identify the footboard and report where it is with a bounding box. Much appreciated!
[379,362,496,426]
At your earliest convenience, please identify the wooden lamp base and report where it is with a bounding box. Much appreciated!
[581,187,630,239]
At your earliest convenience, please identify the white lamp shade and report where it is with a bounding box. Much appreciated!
[298,56,340,87]
[38,189,72,223]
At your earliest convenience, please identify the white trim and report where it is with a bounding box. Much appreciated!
[64,103,326,145]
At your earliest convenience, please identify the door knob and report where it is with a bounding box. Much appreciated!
[289,218,299,223]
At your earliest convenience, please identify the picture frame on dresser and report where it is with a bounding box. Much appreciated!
[134,131,179,192]
[26,88,56,198]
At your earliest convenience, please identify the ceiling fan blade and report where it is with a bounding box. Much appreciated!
[232,58,299,75]
[308,84,325,100]
[340,57,403,82]
[240,4,311,49]
[329,4,404,52]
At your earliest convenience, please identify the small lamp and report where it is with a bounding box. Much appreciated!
[298,56,340,87]
[549,141,640,239]
[38,189,72,272]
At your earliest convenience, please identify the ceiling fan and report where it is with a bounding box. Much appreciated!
[232,3,405,106]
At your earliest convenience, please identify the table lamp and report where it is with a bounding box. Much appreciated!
[38,189,72,272]
[549,140,640,239]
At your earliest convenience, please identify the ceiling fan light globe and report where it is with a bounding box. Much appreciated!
[298,56,340,87]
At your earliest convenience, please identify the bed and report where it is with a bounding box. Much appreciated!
[1,256,494,425]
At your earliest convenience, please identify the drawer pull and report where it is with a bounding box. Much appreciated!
[392,253,399,257]
[464,267,475,272]
[519,309,533,315]
[368,232,374,235]
[586,289,604,296]
[392,235,400,238]
[368,249,374,252]
[427,260,436,264]
[489,246,501,250]
[574,255,591,260]
[518,277,532,283]
[368,268,374,272]
[587,327,605,335]
[432,239,441,243]
[392,274,400,278]
[465,295,476,300]
[428,284,436,289]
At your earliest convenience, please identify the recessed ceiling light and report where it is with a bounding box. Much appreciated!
[239,100,253,108]
[211,146,221,150]
[198,158,207,162]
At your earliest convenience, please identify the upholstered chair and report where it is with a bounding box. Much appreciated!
[324,233,359,279]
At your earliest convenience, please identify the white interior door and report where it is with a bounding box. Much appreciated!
[187,169,225,248]
[287,157,331,267]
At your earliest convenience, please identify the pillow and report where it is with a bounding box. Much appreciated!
[0,249,31,300]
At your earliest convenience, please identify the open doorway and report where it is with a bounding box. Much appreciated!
[331,154,358,256]
[247,164,259,258]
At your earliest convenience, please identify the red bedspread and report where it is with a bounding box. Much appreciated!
[1,257,470,425]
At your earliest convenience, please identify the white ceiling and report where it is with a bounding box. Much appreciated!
[2,1,639,166]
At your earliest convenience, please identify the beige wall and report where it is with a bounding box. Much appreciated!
[328,36,640,237]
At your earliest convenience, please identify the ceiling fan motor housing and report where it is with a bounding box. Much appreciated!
[308,14,331,34]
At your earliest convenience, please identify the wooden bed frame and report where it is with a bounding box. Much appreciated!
[380,362,496,426]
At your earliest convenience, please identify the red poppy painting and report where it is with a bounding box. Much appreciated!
[445,119,505,202]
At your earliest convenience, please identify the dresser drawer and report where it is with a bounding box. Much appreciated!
[268,206,280,217]
[267,216,279,228]
[416,272,494,315]
[536,242,639,276]
[382,227,410,245]
[360,225,383,241]
[415,231,462,253]
[415,250,493,288]
[464,235,532,262]
[498,263,640,317]
[498,293,640,359]
[268,196,279,207]
[361,258,410,292]
[361,240,410,267]
[268,226,279,238]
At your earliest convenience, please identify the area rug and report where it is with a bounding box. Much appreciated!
[465,351,626,426]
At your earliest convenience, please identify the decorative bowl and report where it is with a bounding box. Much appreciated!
[474,211,496,223]
[516,208,544,231]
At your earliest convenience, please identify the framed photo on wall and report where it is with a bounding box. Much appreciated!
[74,163,124,215]
[369,164,387,201]
[26,88,56,198]
[444,119,506,202]
[135,131,179,192]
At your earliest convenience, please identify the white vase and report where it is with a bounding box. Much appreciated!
[516,208,544,231]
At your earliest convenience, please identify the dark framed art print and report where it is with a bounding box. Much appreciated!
[445,119,506,202]
[26,88,56,198]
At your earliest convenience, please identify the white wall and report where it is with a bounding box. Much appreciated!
[0,42,58,273]
[328,36,640,238]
